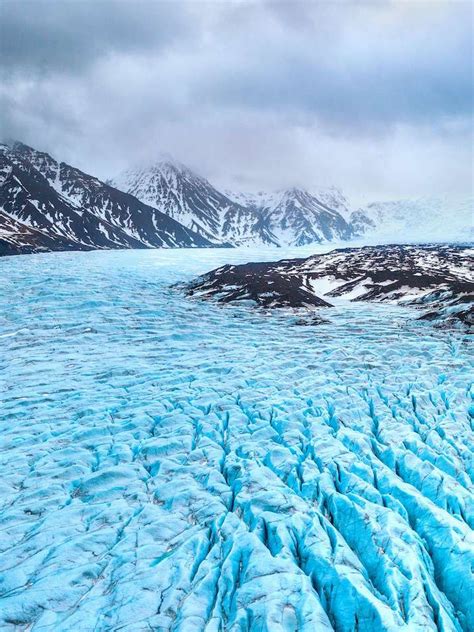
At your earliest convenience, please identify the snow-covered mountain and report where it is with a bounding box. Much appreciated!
[112,163,356,247]
[227,189,473,245]
[226,187,353,246]
[0,206,80,256]
[0,143,212,255]
[111,161,278,246]
[2,141,471,256]
[352,197,473,242]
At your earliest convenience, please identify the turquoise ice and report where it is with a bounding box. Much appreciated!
[0,248,472,631]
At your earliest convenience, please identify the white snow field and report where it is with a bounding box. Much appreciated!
[0,247,472,632]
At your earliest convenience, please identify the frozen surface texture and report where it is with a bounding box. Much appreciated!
[0,247,473,631]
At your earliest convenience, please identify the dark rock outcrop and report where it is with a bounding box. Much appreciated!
[183,244,474,327]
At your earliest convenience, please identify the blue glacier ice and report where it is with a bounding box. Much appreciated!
[0,247,472,631]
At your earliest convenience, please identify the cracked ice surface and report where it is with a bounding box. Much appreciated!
[0,248,473,632]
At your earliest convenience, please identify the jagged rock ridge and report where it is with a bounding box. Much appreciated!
[111,162,278,246]
[226,187,354,246]
[112,165,357,247]
[0,142,212,255]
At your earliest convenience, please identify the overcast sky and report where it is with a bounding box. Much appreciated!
[1,0,472,204]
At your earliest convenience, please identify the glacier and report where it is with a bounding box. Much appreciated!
[0,247,472,631]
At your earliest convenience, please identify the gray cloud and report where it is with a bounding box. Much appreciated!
[193,1,472,130]
[0,0,193,76]
[0,0,472,203]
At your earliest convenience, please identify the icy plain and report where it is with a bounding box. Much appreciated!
[0,247,473,632]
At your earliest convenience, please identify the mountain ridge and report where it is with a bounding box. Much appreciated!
[225,186,354,246]
[1,140,471,255]
[112,163,355,247]
[111,161,278,246]
[0,142,213,255]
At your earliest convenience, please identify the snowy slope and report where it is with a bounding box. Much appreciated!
[0,143,212,255]
[309,186,352,219]
[0,208,80,256]
[112,161,277,246]
[225,187,353,246]
[227,186,352,219]
[3,141,471,253]
[0,145,147,252]
[11,142,213,248]
[352,197,473,242]
[0,247,472,631]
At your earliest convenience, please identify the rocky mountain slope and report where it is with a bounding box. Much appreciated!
[111,162,278,246]
[116,159,472,248]
[0,208,79,256]
[2,141,471,255]
[0,143,212,255]
[184,244,474,327]
[226,187,353,246]
[112,164,358,247]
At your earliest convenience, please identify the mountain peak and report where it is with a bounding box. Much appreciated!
[125,153,195,179]
[12,140,32,151]
[0,141,211,255]
[114,157,206,194]
[282,186,311,200]
[10,140,47,158]
[151,158,196,179]
[111,160,278,246]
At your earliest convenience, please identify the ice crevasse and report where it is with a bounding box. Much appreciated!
[0,247,472,631]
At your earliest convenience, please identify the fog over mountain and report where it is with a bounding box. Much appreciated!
[2,139,469,256]
[1,0,472,205]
